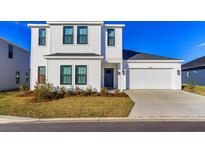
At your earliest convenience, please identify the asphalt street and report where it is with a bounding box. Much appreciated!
[0,121,205,132]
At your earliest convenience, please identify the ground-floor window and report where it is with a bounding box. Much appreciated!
[25,72,29,83]
[75,65,87,85]
[60,65,72,85]
[16,71,20,84]
[38,66,46,84]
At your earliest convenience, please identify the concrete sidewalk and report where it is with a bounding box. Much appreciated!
[0,115,38,124]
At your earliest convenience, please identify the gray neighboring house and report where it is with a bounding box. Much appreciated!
[182,56,205,86]
[0,37,30,91]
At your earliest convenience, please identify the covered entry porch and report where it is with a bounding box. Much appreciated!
[101,62,126,90]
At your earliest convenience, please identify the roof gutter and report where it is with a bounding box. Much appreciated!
[44,55,104,59]
[124,60,184,63]
[104,24,125,28]
[27,24,50,28]
[47,21,104,25]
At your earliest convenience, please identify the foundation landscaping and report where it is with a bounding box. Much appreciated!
[182,82,205,96]
[0,83,134,118]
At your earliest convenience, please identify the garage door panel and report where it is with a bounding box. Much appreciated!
[129,68,174,89]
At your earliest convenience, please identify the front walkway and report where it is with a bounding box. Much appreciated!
[126,90,205,120]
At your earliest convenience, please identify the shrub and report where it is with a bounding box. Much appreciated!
[59,86,67,98]
[20,84,29,92]
[188,81,196,90]
[116,91,128,97]
[111,89,128,97]
[100,88,108,96]
[92,88,98,93]
[67,86,74,96]
[182,85,186,90]
[53,86,67,99]
[114,89,120,94]
[34,83,54,101]
[84,85,93,95]
[74,86,83,95]
[18,84,32,97]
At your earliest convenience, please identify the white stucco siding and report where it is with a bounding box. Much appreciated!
[50,25,101,55]
[47,59,101,91]
[124,61,181,89]
[182,69,205,86]
[103,27,123,62]
[30,27,50,90]
[0,38,30,91]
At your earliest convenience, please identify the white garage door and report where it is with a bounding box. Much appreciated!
[129,68,174,89]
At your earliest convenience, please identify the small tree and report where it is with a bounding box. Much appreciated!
[20,84,29,92]
[188,81,196,91]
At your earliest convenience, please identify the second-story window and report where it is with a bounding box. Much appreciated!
[77,26,88,44]
[38,28,46,46]
[107,29,115,46]
[63,26,74,44]
[8,44,13,59]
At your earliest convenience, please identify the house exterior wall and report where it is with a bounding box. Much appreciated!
[29,22,182,91]
[102,27,123,62]
[30,27,50,89]
[47,59,101,91]
[50,25,102,55]
[182,69,205,86]
[29,22,124,91]
[0,38,30,91]
[124,61,182,89]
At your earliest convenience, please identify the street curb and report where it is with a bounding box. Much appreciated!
[38,117,205,123]
[2,116,205,124]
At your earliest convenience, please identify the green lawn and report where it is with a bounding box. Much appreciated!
[0,92,134,118]
[182,84,205,96]
[0,92,9,99]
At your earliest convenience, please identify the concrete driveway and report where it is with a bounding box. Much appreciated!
[126,90,205,120]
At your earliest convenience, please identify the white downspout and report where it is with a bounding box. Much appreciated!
[120,62,123,91]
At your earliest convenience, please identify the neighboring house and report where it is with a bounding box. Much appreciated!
[182,56,205,86]
[28,21,182,91]
[0,37,30,91]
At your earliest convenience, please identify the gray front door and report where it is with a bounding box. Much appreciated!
[104,68,114,88]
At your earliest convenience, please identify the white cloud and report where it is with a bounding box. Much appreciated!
[196,42,205,48]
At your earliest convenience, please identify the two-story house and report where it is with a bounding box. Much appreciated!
[28,21,182,91]
[0,37,30,91]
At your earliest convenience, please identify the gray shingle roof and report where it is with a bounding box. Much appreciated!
[123,49,180,60]
[182,56,205,70]
[45,50,180,61]
[45,53,101,57]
